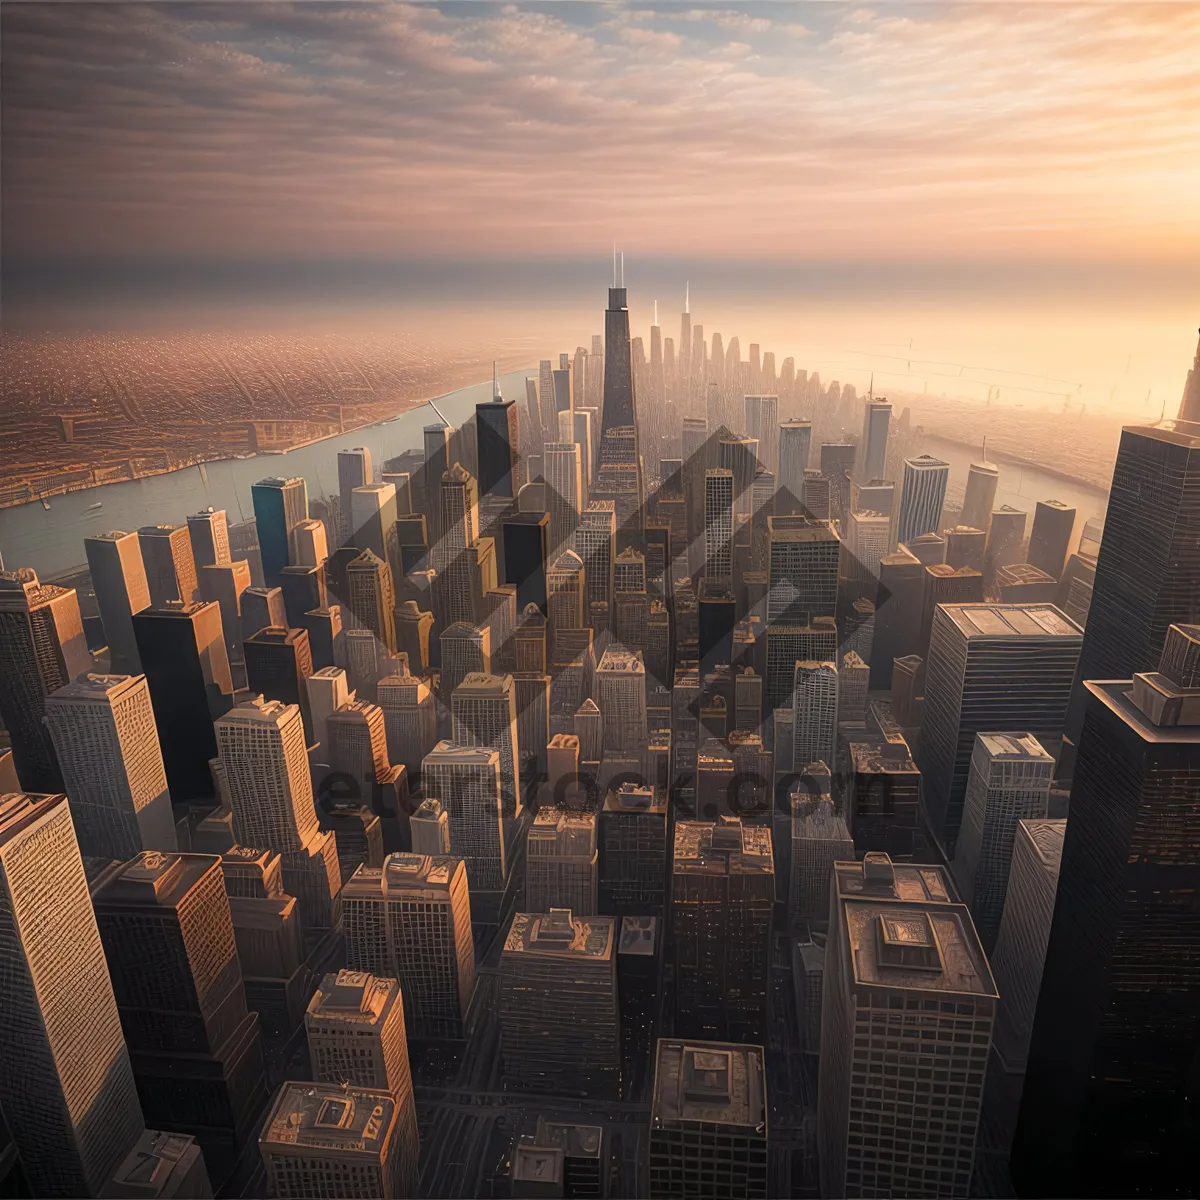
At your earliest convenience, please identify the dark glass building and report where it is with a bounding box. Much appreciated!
[503,512,551,614]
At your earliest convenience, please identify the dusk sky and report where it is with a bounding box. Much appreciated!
[5,1,1200,267]
[3,2,1197,411]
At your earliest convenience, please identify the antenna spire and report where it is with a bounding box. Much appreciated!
[982,434,988,461]
[869,372,874,399]
[685,281,690,314]
[612,244,617,287]
[654,299,658,327]
[619,251,624,288]
[492,359,499,399]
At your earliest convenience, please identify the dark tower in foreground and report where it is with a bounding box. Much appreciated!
[1061,421,1200,774]
[1013,624,1200,1197]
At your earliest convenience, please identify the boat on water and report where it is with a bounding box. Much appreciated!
[87,501,103,511]
[41,499,50,510]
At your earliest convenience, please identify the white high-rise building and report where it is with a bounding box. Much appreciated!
[594,645,648,755]
[951,732,1054,951]
[778,419,813,512]
[377,672,438,773]
[450,672,522,819]
[544,442,583,554]
[44,673,177,860]
[0,793,146,1197]
[422,741,504,890]
[791,661,838,771]
[704,469,734,582]
[846,510,891,580]
[896,455,950,546]
[338,446,373,546]
[574,500,616,613]
[819,854,996,1199]
[350,482,398,563]
[988,818,1065,1073]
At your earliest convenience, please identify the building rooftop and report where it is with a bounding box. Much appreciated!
[976,732,1054,762]
[534,1118,603,1161]
[94,851,216,909]
[106,1130,200,1194]
[1085,679,1200,745]
[651,1039,767,1131]
[503,909,615,961]
[217,695,297,728]
[260,1082,396,1155]
[997,563,1057,586]
[618,915,658,957]
[940,603,1082,640]
[849,740,919,775]
[49,672,141,701]
[596,646,645,673]
[843,900,997,998]
[603,784,666,815]
[834,853,960,904]
[424,740,500,767]
[1021,817,1066,870]
[306,970,399,1028]
[453,672,513,698]
[766,515,838,543]
[344,853,461,900]
[511,1145,563,1187]
[673,818,774,875]
[905,454,950,469]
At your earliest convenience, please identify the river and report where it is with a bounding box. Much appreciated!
[0,376,1112,580]
[0,371,529,579]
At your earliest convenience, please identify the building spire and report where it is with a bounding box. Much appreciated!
[654,299,658,328]
[613,244,617,287]
[685,281,690,315]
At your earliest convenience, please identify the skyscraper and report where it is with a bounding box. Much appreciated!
[525,808,598,916]
[860,399,892,481]
[422,740,504,891]
[984,505,1027,577]
[342,852,476,1039]
[377,672,438,774]
[476,393,521,501]
[959,458,1000,531]
[92,851,267,1182]
[350,482,397,563]
[44,673,176,860]
[1013,624,1200,1196]
[594,645,648,755]
[244,626,315,741]
[215,696,339,939]
[599,783,667,917]
[85,530,151,674]
[1060,423,1200,769]
[951,732,1053,951]
[304,970,418,1197]
[672,818,774,1041]
[574,500,616,615]
[989,817,1064,1075]
[250,477,309,587]
[259,1082,405,1200]
[818,854,994,1199]
[337,446,373,545]
[704,469,734,582]
[499,909,620,1098]
[503,511,551,614]
[138,525,199,608]
[1027,499,1076,581]
[546,549,586,636]
[766,516,839,623]
[186,507,231,570]
[594,282,645,544]
[896,454,950,546]
[0,567,91,792]
[451,672,522,819]
[649,1039,769,1200]
[0,792,146,1197]
[543,442,582,553]
[920,603,1081,856]
[791,661,838,771]
[133,600,234,801]
[343,550,395,663]
[777,418,812,513]
[790,785,853,920]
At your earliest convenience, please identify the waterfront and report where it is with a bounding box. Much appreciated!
[0,370,529,579]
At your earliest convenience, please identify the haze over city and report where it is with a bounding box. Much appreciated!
[0,5,1199,1200]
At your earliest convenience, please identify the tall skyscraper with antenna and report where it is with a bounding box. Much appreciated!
[592,256,645,547]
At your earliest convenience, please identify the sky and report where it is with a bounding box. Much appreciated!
[2,1,1198,410]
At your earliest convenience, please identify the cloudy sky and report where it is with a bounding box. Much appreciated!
[5,1,1200,271]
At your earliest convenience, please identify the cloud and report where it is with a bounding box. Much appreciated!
[2,1,1198,265]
